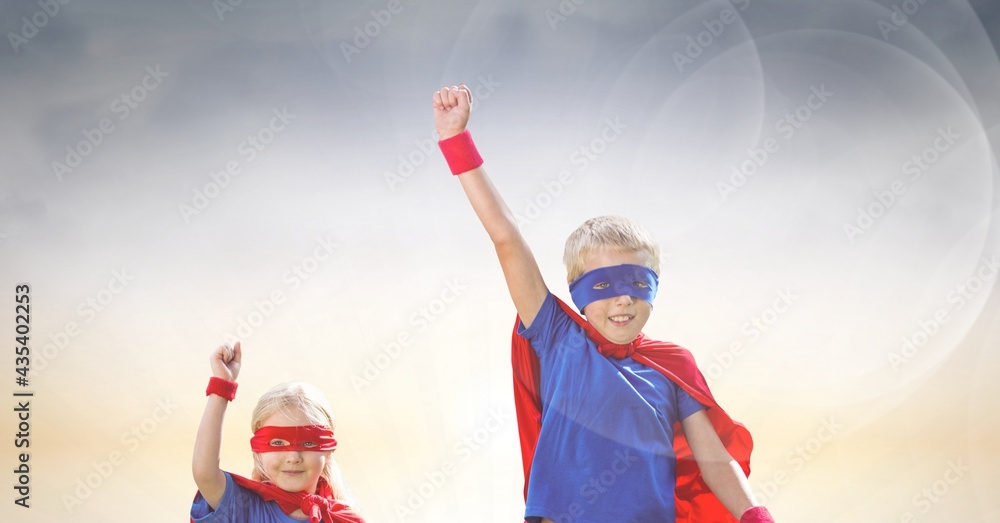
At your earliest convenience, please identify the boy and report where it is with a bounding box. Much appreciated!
[432,85,775,523]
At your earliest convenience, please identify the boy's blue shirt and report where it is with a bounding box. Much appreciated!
[518,292,704,523]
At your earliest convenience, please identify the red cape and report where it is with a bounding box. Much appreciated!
[191,473,365,523]
[511,297,753,523]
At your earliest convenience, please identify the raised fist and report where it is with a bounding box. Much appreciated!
[432,84,473,140]
[209,341,242,381]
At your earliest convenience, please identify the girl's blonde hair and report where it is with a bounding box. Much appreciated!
[250,382,362,513]
[563,215,660,283]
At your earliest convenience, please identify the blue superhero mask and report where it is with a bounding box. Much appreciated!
[568,264,659,312]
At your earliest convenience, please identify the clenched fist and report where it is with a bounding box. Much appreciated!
[433,85,473,140]
[209,341,242,381]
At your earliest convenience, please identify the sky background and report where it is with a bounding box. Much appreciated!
[2,0,1000,521]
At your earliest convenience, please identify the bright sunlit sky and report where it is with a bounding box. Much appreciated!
[2,1,1000,522]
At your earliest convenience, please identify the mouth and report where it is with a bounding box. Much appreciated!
[281,470,305,476]
[608,314,634,327]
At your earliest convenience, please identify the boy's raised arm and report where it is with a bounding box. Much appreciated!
[433,85,548,327]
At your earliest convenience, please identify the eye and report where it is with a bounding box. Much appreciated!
[269,439,289,447]
[592,282,610,290]
[633,281,649,288]
[301,441,318,448]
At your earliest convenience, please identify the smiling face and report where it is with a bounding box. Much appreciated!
[579,247,655,344]
[256,409,331,494]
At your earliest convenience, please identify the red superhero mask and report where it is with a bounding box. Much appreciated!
[250,425,338,453]
[192,426,364,523]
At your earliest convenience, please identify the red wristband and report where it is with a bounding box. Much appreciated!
[438,129,483,175]
[740,506,774,523]
[206,376,238,401]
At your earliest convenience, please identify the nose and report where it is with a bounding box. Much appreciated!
[614,294,634,305]
[283,451,303,463]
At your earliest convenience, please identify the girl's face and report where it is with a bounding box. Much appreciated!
[257,409,331,494]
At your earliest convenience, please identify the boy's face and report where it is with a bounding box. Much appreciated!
[580,247,654,344]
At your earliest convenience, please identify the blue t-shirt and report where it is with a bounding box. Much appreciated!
[190,472,305,522]
[519,292,704,523]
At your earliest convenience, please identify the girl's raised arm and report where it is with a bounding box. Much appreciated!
[192,342,242,509]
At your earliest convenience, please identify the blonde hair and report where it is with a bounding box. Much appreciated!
[563,215,660,283]
[250,382,362,514]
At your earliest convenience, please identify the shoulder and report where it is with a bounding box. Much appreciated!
[635,337,713,395]
[192,472,282,523]
[519,291,573,333]
[191,472,239,522]
[637,336,697,361]
[518,292,594,357]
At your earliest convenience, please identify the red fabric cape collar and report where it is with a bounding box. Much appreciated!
[511,296,754,523]
[191,474,365,523]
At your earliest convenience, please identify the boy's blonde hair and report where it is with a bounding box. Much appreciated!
[563,215,660,283]
[250,382,362,513]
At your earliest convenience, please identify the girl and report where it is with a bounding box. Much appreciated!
[191,342,365,522]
